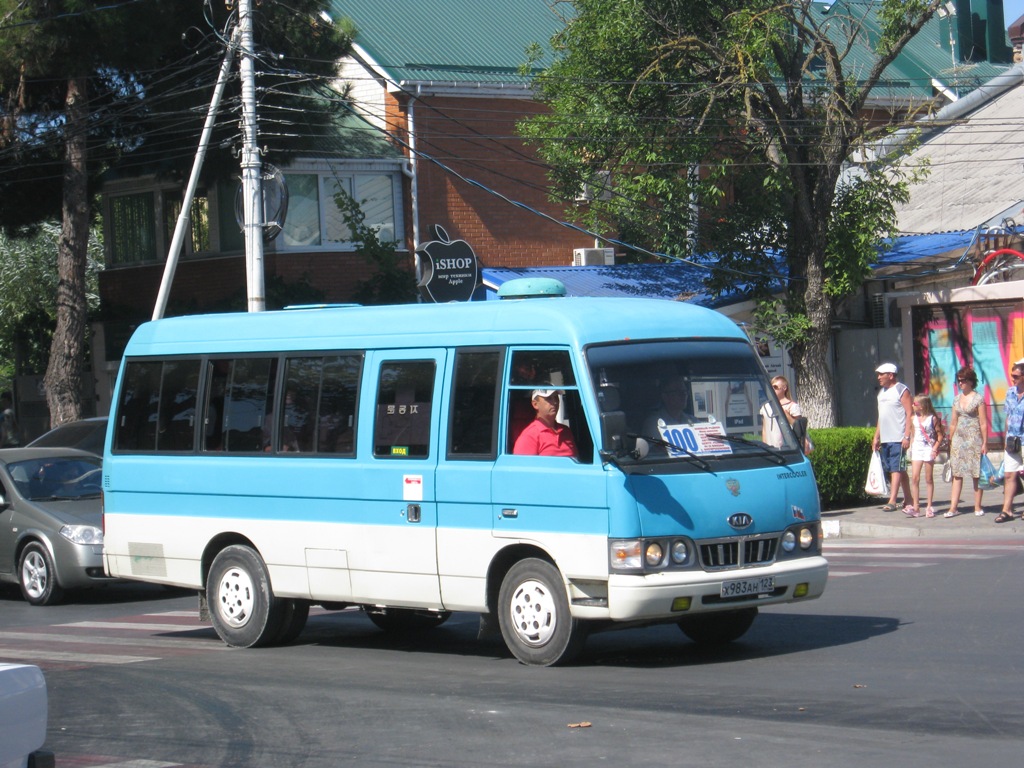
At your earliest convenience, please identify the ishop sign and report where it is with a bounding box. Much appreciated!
[417,225,481,303]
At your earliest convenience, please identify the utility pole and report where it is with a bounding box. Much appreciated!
[238,0,266,312]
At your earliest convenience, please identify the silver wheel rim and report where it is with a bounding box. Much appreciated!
[21,549,48,600]
[508,578,557,647]
[216,566,256,628]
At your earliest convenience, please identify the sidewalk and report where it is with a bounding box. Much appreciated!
[821,462,1024,539]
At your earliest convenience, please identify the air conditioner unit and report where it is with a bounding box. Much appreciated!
[572,247,615,266]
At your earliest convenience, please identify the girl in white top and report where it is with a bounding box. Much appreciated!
[760,376,800,449]
[907,394,944,518]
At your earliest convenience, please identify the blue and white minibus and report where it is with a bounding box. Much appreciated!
[102,283,827,665]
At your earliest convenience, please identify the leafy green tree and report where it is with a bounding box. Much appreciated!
[0,222,102,387]
[521,0,938,426]
[0,1,352,426]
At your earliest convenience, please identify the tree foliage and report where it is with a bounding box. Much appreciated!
[0,222,102,386]
[0,0,353,425]
[522,0,940,425]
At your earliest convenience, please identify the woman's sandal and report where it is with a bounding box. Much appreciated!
[881,503,899,512]
[943,510,960,518]
[994,511,1016,524]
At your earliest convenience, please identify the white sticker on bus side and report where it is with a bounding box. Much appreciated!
[403,474,423,501]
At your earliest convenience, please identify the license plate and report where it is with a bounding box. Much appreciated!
[720,576,775,598]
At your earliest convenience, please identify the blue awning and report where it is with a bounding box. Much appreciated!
[480,231,981,306]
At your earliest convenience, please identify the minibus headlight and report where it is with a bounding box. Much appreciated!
[799,527,814,550]
[610,540,642,570]
[644,542,664,567]
[670,540,690,565]
[781,530,796,553]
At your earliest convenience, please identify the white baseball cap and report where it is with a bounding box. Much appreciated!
[875,363,898,374]
[532,388,564,399]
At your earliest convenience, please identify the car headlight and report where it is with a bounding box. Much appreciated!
[60,524,103,545]
[781,530,797,552]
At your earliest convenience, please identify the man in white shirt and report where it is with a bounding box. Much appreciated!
[871,363,913,511]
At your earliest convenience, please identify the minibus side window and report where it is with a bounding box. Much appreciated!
[449,349,501,460]
[279,354,361,455]
[115,361,162,451]
[374,360,434,458]
[319,354,361,454]
[203,358,277,452]
[156,360,201,451]
[505,349,592,462]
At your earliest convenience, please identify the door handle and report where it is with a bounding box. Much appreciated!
[406,504,421,523]
[500,508,518,519]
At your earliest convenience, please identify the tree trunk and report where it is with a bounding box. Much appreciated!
[43,75,89,428]
[792,229,840,429]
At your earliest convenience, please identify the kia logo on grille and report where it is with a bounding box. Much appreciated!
[728,513,753,530]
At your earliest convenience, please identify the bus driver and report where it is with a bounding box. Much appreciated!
[512,389,578,458]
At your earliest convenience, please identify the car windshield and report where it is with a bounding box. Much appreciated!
[587,339,801,467]
[6,456,103,501]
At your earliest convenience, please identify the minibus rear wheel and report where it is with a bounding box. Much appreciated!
[497,558,587,666]
[207,545,285,648]
[274,599,310,645]
[678,607,758,646]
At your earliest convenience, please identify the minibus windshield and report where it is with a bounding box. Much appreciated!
[587,339,800,466]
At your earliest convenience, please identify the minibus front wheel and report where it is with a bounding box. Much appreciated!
[497,558,587,666]
[206,544,285,648]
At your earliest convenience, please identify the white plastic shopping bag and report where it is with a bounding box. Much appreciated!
[864,450,890,497]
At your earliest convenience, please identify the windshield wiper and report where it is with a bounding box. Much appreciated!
[712,433,788,465]
[626,432,713,471]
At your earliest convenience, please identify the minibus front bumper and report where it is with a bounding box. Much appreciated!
[582,556,828,621]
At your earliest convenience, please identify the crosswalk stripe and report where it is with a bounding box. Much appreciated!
[0,631,220,650]
[80,761,183,768]
[57,621,200,632]
[0,646,157,664]
[827,557,995,561]
[826,542,1024,550]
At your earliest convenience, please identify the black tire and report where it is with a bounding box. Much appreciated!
[274,599,310,645]
[497,558,587,666]
[678,607,758,645]
[18,541,65,606]
[365,607,451,633]
[206,545,284,648]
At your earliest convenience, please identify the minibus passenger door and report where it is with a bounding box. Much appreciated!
[491,350,608,566]
[350,350,446,608]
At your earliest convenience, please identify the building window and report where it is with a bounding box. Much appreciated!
[165,196,211,254]
[280,170,401,251]
[109,192,157,265]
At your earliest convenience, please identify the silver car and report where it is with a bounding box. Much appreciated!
[0,448,112,605]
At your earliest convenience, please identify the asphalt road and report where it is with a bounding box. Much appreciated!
[3,535,1023,767]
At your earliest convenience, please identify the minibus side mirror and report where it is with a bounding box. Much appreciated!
[600,410,648,464]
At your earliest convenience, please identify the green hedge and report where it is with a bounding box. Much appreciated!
[806,427,876,509]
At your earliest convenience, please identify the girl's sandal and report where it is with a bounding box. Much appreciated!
[880,503,899,512]
[943,510,960,518]
[925,507,936,518]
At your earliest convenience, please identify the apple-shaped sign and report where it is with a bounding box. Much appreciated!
[417,224,481,303]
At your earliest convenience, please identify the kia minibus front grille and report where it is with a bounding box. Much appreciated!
[698,535,778,570]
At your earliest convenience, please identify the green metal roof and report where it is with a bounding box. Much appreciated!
[806,1,1012,104]
[333,1,1012,100]
[330,0,565,88]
